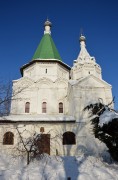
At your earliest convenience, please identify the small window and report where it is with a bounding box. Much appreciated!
[56,149,58,155]
[63,131,76,145]
[89,71,90,74]
[46,69,47,73]
[42,102,47,113]
[3,132,14,145]
[25,102,30,113]
[59,102,63,113]
[40,127,44,133]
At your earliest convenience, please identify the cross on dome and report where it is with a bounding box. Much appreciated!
[44,19,52,35]
[76,34,95,63]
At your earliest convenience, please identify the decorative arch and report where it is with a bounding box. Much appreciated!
[3,132,14,145]
[63,131,76,145]
[15,77,34,89]
[36,78,54,88]
[55,78,68,88]
[25,102,30,113]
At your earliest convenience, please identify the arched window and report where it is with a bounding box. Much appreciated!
[42,102,47,113]
[63,131,76,145]
[40,127,44,133]
[3,132,14,145]
[59,102,63,113]
[25,102,30,113]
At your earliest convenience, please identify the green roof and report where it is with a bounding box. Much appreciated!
[32,34,62,61]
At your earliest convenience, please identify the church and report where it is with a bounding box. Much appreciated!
[0,20,113,156]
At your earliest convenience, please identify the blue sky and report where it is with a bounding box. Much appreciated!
[0,0,118,108]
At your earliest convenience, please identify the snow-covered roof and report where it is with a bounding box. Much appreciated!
[0,114,75,122]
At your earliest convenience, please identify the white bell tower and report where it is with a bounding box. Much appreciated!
[71,35,102,80]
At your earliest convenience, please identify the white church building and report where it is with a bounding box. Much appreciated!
[0,20,113,156]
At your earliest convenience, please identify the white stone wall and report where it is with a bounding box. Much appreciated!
[71,62,102,80]
[23,62,69,81]
[0,122,106,156]
[68,76,113,120]
[0,123,77,156]
[11,62,69,115]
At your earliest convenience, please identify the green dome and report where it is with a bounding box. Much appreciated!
[32,33,62,61]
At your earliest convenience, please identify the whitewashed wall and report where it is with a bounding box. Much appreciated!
[68,75,113,120]
[23,62,69,81]
[0,122,106,156]
[11,62,69,115]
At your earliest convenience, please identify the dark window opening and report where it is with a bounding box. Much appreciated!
[3,132,14,145]
[46,69,47,73]
[25,102,30,113]
[63,131,76,145]
[56,149,58,155]
[42,102,47,113]
[59,102,63,113]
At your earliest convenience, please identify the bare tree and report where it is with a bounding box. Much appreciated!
[0,79,30,117]
[16,127,43,165]
[0,80,12,116]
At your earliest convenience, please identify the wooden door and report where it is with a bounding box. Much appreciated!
[37,134,50,155]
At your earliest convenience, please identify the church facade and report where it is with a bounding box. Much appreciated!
[0,20,113,156]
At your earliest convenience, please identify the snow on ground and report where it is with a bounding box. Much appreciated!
[0,153,118,180]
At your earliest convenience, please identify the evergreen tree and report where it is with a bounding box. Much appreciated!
[84,102,118,161]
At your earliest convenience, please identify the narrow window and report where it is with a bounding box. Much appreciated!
[63,131,76,145]
[3,132,14,145]
[42,102,47,113]
[25,102,30,113]
[46,69,47,73]
[56,149,58,155]
[59,102,63,113]
[40,127,44,133]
